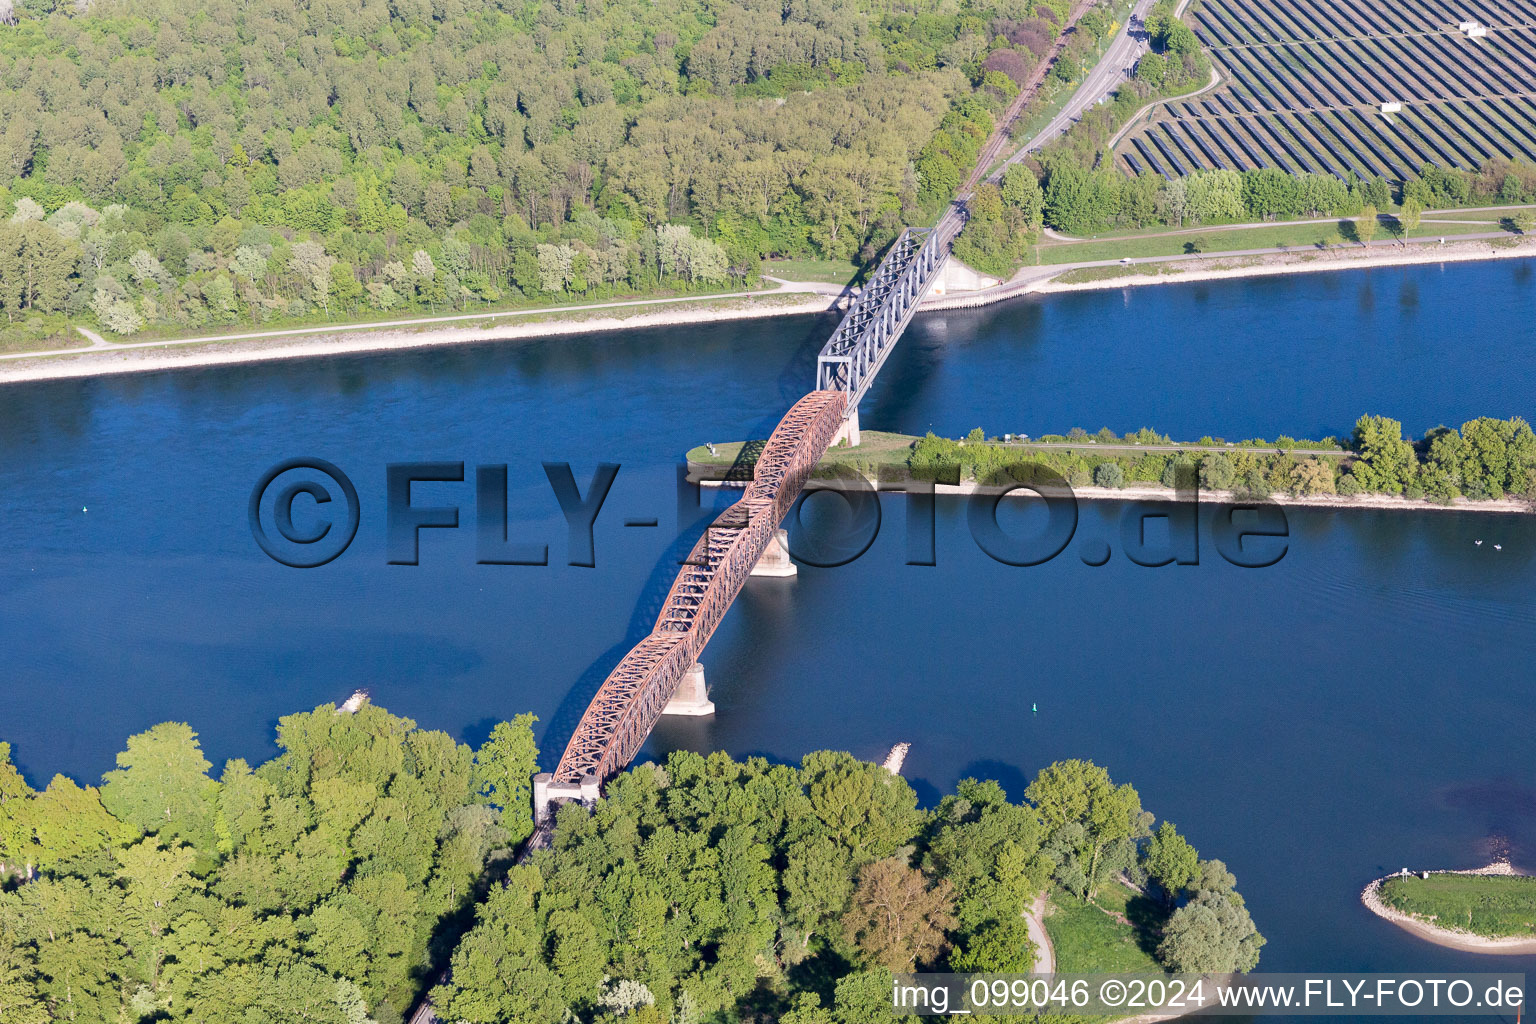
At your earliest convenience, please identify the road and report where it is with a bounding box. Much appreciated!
[993,0,1160,178]
[1000,440,1345,456]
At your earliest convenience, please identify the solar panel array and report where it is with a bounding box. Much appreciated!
[1116,0,1536,179]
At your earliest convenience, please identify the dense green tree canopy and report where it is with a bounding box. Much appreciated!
[2,704,1267,1023]
[0,0,1065,343]
[0,703,535,1023]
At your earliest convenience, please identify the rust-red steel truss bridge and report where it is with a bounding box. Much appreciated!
[544,219,952,806]
[547,389,848,786]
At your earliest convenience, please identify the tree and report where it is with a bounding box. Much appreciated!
[841,858,957,971]
[1454,416,1536,498]
[330,263,364,311]
[1398,197,1422,240]
[289,241,337,314]
[802,751,922,862]
[1026,760,1145,899]
[1157,891,1265,973]
[1349,415,1415,494]
[0,221,78,318]
[1198,452,1234,491]
[25,775,138,874]
[1289,457,1336,496]
[536,243,575,292]
[1092,462,1124,488]
[100,723,219,853]
[1143,821,1199,904]
[1356,204,1378,247]
[114,838,203,997]
[1043,164,1095,233]
[423,182,451,229]
[204,274,239,316]
[0,950,48,1024]
[949,916,1035,972]
[1000,165,1044,231]
[473,714,538,845]
[0,743,34,877]
[8,198,41,224]
[784,835,854,947]
[1514,210,1535,234]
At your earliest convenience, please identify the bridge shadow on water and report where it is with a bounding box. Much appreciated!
[539,314,840,768]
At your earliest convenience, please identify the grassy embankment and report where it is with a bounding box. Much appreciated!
[1046,881,1166,973]
[1379,874,1536,939]
[761,258,864,286]
[1,279,818,357]
[1036,219,1504,264]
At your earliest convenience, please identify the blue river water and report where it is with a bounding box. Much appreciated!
[2,258,1534,1000]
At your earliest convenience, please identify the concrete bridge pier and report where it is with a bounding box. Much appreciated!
[830,409,861,448]
[532,771,601,826]
[750,528,796,578]
[661,661,715,716]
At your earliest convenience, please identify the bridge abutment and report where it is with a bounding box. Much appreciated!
[750,528,796,578]
[532,771,602,826]
[661,661,715,716]
[831,409,861,448]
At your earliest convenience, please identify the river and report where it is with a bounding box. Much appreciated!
[2,258,1534,999]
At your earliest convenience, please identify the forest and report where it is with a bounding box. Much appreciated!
[0,704,539,1024]
[0,704,1263,1023]
[0,0,1099,347]
[2,0,1529,345]
[432,752,1261,1023]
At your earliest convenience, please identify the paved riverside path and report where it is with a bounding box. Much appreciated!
[998,440,1345,456]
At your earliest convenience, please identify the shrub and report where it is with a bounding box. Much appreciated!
[1093,462,1125,488]
[1289,458,1336,496]
[1198,453,1235,490]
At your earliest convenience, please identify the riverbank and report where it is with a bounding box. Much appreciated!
[1027,236,1536,296]
[3,235,1532,386]
[0,290,840,386]
[701,475,1531,514]
[1362,862,1536,954]
[690,432,1534,515]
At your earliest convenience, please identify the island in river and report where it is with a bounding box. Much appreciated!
[1363,863,1536,954]
[689,417,1536,515]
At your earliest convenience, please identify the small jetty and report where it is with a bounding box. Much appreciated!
[335,690,370,715]
[881,742,910,775]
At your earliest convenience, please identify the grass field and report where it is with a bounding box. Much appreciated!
[1379,874,1536,938]
[1037,220,1494,263]
[1046,883,1166,973]
[761,258,862,285]
[1054,263,1193,283]
[687,431,918,477]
